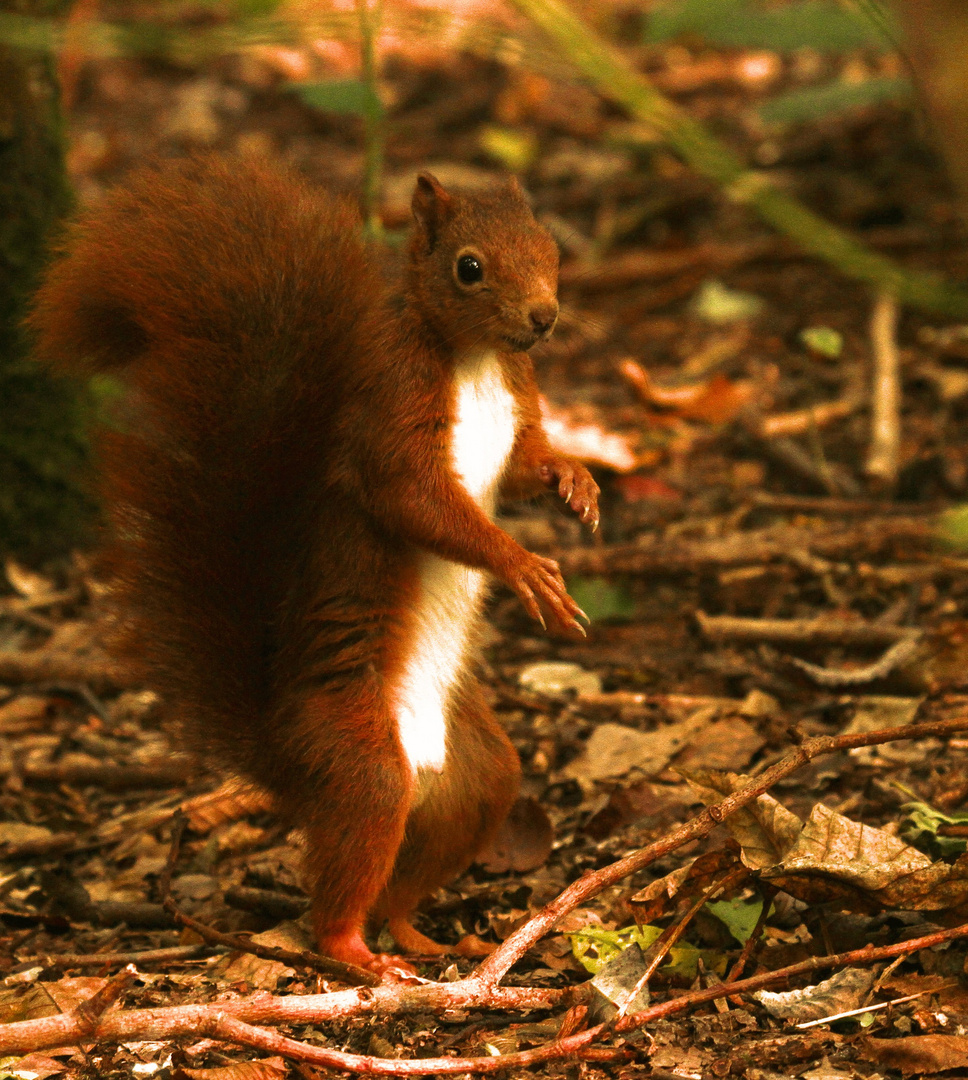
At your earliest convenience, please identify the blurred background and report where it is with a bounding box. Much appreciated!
[4,0,968,562]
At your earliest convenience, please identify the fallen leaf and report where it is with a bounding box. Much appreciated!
[565,708,712,782]
[182,780,275,832]
[614,474,681,502]
[863,1034,968,1075]
[673,715,765,773]
[518,661,601,696]
[754,967,876,1022]
[800,326,844,358]
[629,848,744,924]
[176,1058,288,1079]
[539,396,639,472]
[692,278,765,324]
[478,796,553,873]
[683,769,804,868]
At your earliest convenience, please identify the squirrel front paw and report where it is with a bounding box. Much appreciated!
[538,459,600,531]
[501,549,588,636]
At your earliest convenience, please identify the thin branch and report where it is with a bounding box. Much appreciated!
[789,634,921,686]
[695,611,920,648]
[866,291,902,486]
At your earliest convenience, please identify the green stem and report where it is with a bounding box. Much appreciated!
[356,0,384,242]
[508,0,968,318]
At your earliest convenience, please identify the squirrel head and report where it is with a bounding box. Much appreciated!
[406,172,559,356]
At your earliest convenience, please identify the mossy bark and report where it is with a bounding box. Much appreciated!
[0,0,92,562]
[893,0,968,227]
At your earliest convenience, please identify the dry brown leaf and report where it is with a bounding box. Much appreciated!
[863,1035,968,1075]
[176,1058,288,1080]
[673,716,765,773]
[564,708,714,784]
[4,1053,71,1078]
[619,359,754,423]
[182,780,275,832]
[539,396,638,472]
[754,967,876,1022]
[42,976,108,1015]
[478,795,553,873]
[683,769,804,868]
[629,848,744,924]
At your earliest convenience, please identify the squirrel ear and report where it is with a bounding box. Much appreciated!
[412,172,453,251]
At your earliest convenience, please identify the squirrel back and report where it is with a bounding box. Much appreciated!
[30,156,386,781]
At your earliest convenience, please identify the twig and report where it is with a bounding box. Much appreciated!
[795,988,936,1029]
[696,611,921,648]
[159,813,380,987]
[8,760,192,790]
[748,492,943,515]
[554,517,934,576]
[0,651,129,693]
[759,399,857,438]
[506,0,968,318]
[23,944,211,970]
[0,980,574,1054]
[866,291,902,486]
[789,634,922,686]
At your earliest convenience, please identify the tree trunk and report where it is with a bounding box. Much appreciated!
[894,0,968,225]
[0,0,93,561]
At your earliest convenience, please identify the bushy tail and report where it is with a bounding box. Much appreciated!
[29,155,382,783]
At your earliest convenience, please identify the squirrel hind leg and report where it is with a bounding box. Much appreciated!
[290,689,415,976]
[378,681,521,958]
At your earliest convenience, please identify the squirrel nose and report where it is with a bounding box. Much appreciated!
[529,302,559,336]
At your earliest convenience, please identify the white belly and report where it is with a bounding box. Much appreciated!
[394,352,517,774]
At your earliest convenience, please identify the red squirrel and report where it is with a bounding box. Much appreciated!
[29,154,600,975]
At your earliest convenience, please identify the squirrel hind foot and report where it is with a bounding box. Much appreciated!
[317,926,418,979]
[387,917,497,959]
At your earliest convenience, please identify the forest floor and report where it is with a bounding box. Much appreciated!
[5,7,968,1078]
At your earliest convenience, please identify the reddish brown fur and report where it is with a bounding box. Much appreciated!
[28,154,598,974]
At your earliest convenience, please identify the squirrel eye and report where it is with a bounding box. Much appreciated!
[455,254,483,285]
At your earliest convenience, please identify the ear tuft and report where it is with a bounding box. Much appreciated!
[412,172,453,251]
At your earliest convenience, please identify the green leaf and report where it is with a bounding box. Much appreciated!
[938,506,968,554]
[901,800,968,856]
[707,896,764,944]
[566,577,635,622]
[759,77,909,125]
[646,0,892,53]
[569,924,726,980]
[479,125,538,171]
[692,279,764,324]
[292,79,382,119]
[799,326,844,359]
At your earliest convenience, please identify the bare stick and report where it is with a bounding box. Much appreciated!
[790,634,922,686]
[866,291,902,486]
[696,611,920,648]
[23,945,210,970]
[554,516,933,576]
